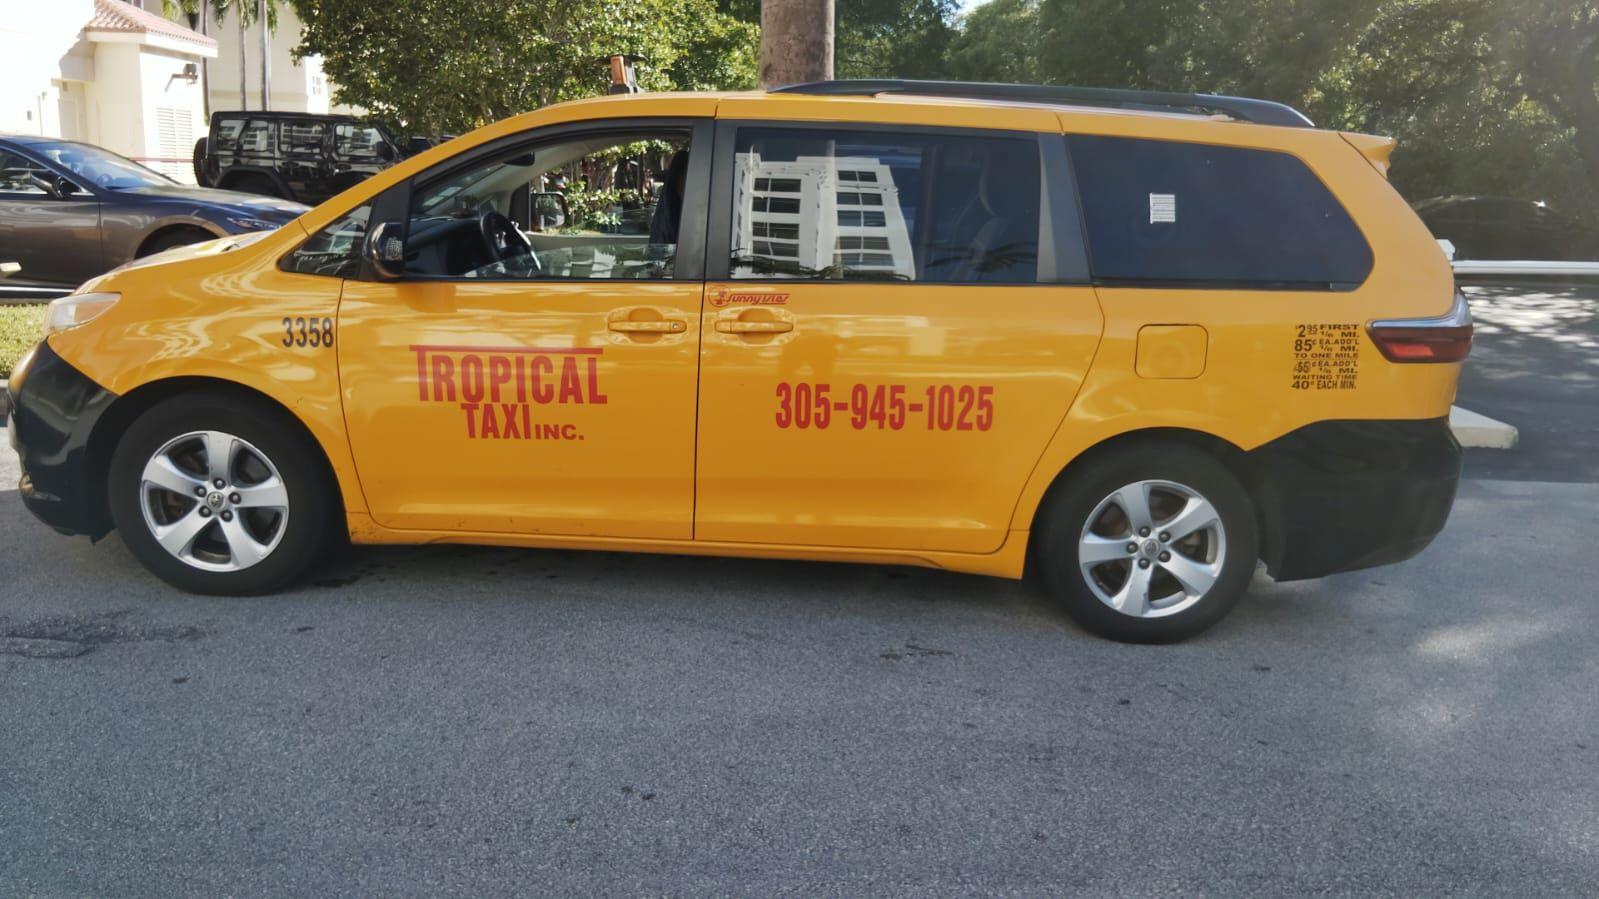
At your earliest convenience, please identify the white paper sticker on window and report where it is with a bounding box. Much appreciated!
[1149,193,1177,224]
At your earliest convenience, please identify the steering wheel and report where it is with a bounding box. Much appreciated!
[479,209,539,271]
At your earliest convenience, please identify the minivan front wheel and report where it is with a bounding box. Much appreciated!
[108,393,332,594]
[1037,445,1258,643]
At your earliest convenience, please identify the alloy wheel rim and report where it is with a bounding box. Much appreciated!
[1078,479,1226,619]
[138,430,289,572]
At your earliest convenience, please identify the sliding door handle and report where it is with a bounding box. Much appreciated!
[609,319,687,333]
[715,320,793,334]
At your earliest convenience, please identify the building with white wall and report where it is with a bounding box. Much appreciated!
[185,3,346,116]
[1,0,215,181]
[732,152,916,279]
[1,0,350,184]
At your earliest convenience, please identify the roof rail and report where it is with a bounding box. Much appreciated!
[769,79,1315,129]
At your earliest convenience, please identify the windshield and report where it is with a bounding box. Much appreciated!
[28,140,172,190]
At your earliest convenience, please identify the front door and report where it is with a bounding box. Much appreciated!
[0,148,100,292]
[694,123,1102,554]
[337,119,712,539]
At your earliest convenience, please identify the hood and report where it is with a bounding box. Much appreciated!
[114,184,308,220]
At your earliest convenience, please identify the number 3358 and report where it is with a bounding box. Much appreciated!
[282,317,334,348]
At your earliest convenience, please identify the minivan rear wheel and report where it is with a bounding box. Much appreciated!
[1036,444,1258,643]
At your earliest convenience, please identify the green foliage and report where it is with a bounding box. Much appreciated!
[289,0,756,136]
[714,0,959,80]
[952,0,1599,222]
[0,305,45,380]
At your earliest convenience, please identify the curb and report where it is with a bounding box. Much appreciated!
[1450,405,1518,450]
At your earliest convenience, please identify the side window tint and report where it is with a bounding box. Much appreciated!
[212,118,245,150]
[282,204,371,278]
[1068,135,1373,288]
[402,129,690,281]
[0,152,51,194]
[335,124,385,159]
[238,119,274,155]
[730,128,1040,283]
[280,119,326,156]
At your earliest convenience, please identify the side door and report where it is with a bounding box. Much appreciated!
[276,117,326,202]
[0,147,101,293]
[337,118,712,539]
[694,122,1103,554]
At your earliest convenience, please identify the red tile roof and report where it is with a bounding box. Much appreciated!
[85,0,219,49]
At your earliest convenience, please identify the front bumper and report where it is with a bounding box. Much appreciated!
[9,340,117,537]
[1249,418,1461,581]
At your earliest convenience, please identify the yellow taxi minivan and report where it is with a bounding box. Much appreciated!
[8,80,1471,642]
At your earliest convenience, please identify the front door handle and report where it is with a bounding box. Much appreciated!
[715,320,793,334]
[609,319,686,333]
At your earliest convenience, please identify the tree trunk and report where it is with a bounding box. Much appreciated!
[238,8,248,111]
[759,0,834,88]
[258,0,271,111]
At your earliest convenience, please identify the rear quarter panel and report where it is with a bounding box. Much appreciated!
[1008,113,1460,531]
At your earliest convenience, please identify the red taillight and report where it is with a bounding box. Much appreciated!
[1367,293,1474,363]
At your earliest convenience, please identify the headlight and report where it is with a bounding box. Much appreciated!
[46,292,119,335]
[225,216,281,232]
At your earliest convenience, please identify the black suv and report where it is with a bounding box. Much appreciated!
[196,111,407,206]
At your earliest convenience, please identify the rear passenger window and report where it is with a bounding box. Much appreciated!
[730,128,1040,283]
[1068,136,1373,289]
[280,119,326,156]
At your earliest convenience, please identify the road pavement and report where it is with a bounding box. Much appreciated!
[4,282,1598,894]
[1460,282,1599,482]
[3,450,1598,894]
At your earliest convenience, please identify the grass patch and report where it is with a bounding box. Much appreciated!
[0,305,47,379]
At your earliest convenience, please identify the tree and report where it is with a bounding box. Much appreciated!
[290,0,756,136]
[760,0,833,86]
[165,0,285,110]
[719,0,959,81]
[945,0,1043,84]
[946,0,1599,222]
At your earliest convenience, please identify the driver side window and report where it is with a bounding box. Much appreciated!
[402,127,693,281]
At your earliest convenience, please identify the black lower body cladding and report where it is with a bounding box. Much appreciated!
[9,340,117,538]
[1249,418,1461,581]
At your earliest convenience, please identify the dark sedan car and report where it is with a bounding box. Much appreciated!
[0,135,307,298]
[1414,195,1599,262]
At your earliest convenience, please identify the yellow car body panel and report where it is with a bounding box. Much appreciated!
[31,89,1462,581]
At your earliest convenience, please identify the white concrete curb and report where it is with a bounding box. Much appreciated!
[1451,405,1518,449]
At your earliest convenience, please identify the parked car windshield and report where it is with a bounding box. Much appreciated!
[28,140,172,190]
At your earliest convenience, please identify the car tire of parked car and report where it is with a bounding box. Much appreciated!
[108,391,334,595]
[1035,443,1259,644]
[191,137,210,187]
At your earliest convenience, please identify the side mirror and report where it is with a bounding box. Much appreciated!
[376,142,396,162]
[531,191,569,231]
[365,221,406,280]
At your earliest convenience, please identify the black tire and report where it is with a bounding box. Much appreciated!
[191,136,211,187]
[138,228,213,258]
[227,173,286,200]
[1035,443,1259,644]
[108,391,335,595]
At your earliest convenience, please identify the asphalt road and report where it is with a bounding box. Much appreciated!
[5,283,1599,894]
[3,453,1598,894]
[1460,282,1599,482]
